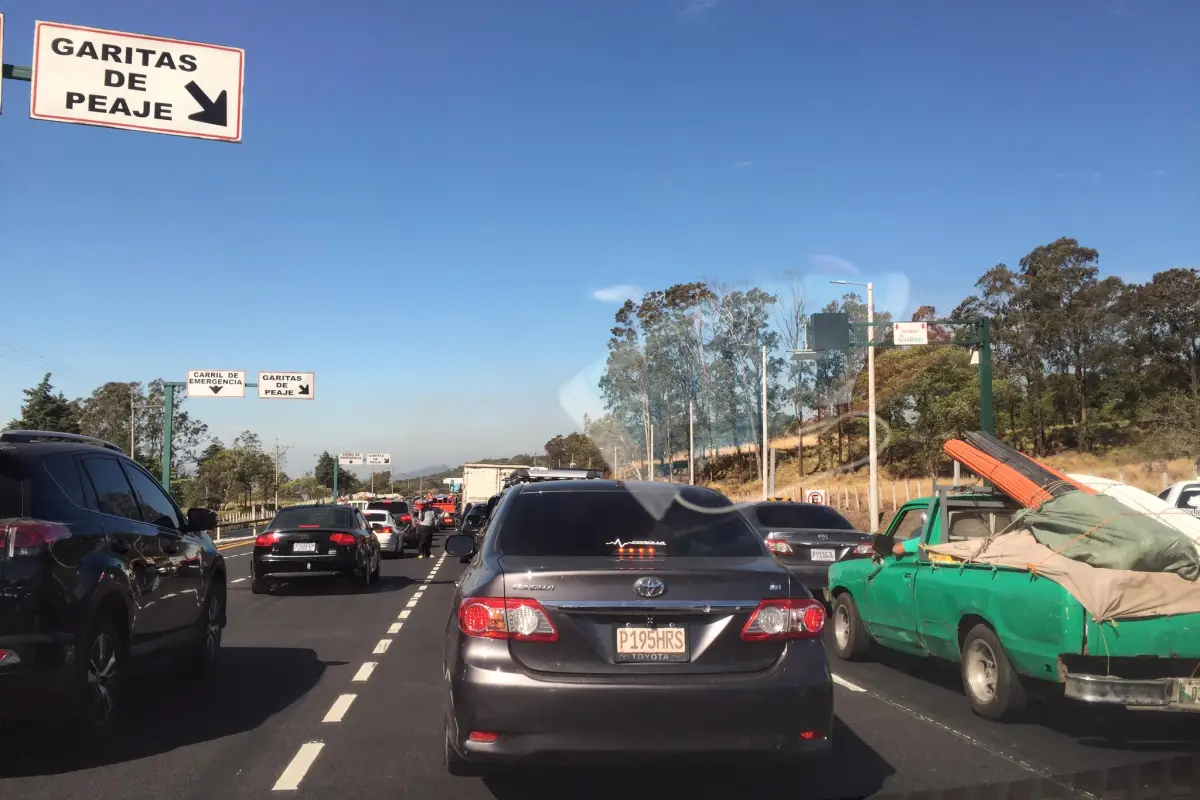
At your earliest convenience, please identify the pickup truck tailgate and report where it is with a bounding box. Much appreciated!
[1084,613,1200,660]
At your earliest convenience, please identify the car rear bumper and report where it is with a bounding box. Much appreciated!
[0,633,75,718]
[448,640,833,763]
[780,562,835,593]
[375,532,400,551]
[254,552,359,578]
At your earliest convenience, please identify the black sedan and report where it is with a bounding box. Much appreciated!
[251,504,381,594]
[740,501,871,597]
[441,480,832,776]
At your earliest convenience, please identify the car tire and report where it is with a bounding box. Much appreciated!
[186,585,224,674]
[251,567,270,595]
[445,727,476,777]
[73,615,127,734]
[831,593,871,661]
[370,553,381,584]
[961,623,1027,721]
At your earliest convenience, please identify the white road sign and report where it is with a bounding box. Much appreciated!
[30,21,244,142]
[186,370,245,398]
[366,454,392,466]
[338,453,364,466]
[805,489,827,505]
[893,321,930,346]
[258,372,315,400]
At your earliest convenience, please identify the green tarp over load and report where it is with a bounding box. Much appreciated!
[1013,492,1200,581]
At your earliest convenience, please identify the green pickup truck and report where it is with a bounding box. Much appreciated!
[826,489,1200,720]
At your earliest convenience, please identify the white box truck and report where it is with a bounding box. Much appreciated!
[461,463,529,507]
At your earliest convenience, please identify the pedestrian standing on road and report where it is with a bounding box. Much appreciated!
[418,504,436,558]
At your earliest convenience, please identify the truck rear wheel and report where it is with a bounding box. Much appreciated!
[831,593,871,661]
[961,623,1027,720]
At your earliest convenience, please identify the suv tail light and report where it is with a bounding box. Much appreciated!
[255,532,279,547]
[0,520,72,556]
[458,597,558,642]
[329,532,356,546]
[400,514,412,523]
[741,599,826,641]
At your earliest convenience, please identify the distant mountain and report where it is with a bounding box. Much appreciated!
[395,464,451,480]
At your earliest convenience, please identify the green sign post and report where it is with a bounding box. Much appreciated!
[794,316,996,435]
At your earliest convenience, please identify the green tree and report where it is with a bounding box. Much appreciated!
[8,373,82,434]
[315,451,337,490]
[544,432,607,470]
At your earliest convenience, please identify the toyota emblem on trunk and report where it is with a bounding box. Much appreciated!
[817,534,829,541]
[634,577,665,598]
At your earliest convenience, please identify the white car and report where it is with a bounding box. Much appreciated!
[364,509,405,557]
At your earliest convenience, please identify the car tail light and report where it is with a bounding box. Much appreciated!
[378,526,393,534]
[400,514,412,523]
[741,599,826,641]
[0,649,21,667]
[468,731,499,743]
[0,520,72,555]
[255,532,279,547]
[329,532,356,546]
[851,543,873,556]
[766,540,793,555]
[458,597,558,642]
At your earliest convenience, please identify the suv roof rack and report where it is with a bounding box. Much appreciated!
[0,429,126,454]
[503,467,603,487]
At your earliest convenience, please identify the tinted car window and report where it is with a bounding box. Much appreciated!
[80,457,143,520]
[364,511,390,524]
[39,453,87,509]
[369,501,409,514]
[0,450,24,518]
[753,504,857,531]
[122,462,183,530]
[271,507,356,529]
[497,489,765,558]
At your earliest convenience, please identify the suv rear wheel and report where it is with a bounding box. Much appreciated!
[73,616,127,732]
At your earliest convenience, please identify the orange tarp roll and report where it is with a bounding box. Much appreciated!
[943,439,1055,509]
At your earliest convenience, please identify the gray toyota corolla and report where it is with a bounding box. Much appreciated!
[440,479,833,775]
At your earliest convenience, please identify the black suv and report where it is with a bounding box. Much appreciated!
[0,430,225,731]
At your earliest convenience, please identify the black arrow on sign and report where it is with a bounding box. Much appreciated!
[185,81,229,127]
[299,384,310,396]
[209,386,223,394]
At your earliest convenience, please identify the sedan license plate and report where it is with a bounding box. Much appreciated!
[614,626,688,663]
[810,548,836,561]
[292,542,317,553]
[1178,679,1200,706]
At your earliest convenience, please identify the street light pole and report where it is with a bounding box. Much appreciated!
[832,280,879,533]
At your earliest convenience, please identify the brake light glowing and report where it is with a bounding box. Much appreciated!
[458,597,558,642]
[468,731,499,743]
[378,526,393,534]
[255,532,279,547]
[329,532,356,546]
[0,520,72,554]
[741,599,826,641]
[400,514,412,523]
[616,545,658,559]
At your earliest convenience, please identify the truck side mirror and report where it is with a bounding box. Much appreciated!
[872,534,891,555]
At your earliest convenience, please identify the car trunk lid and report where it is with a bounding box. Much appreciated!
[260,527,353,557]
[497,555,789,676]
[763,528,870,565]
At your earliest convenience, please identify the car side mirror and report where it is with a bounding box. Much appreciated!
[444,534,476,558]
[186,507,218,532]
[871,534,891,555]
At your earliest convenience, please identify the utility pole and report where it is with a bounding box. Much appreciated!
[649,424,655,481]
[688,400,695,485]
[274,440,293,511]
[761,344,769,501]
[130,386,137,457]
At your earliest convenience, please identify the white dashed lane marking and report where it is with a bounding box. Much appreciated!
[272,742,325,791]
[322,694,356,723]
[833,674,867,693]
[231,578,247,584]
[270,549,449,791]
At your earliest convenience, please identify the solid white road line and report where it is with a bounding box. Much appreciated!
[323,694,356,723]
[398,610,411,619]
[373,639,391,654]
[272,742,325,791]
[352,662,377,682]
[388,622,403,634]
[832,674,867,693]
[231,577,247,584]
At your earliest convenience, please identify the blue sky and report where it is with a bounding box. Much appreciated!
[1,0,1196,476]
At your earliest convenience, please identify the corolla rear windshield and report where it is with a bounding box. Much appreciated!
[497,488,765,557]
[271,507,356,529]
[754,504,857,531]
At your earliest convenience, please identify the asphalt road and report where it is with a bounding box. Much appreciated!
[1,535,1198,799]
